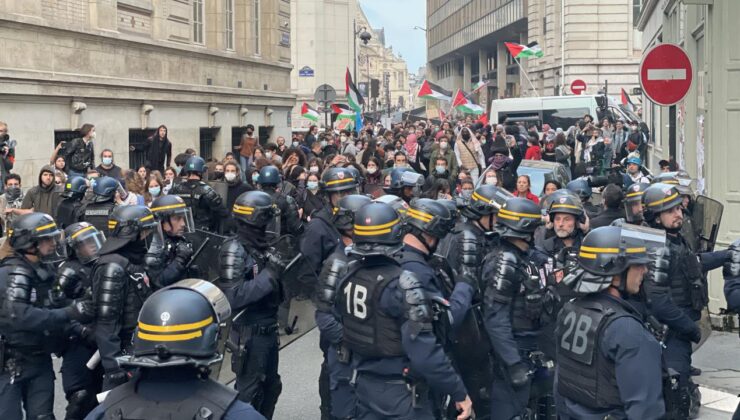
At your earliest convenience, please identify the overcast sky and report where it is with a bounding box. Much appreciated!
[359,0,426,74]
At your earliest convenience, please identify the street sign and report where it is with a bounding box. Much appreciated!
[639,43,693,106]
[298,66,314,77]
[313,84,336,104]
[570,79,587,95]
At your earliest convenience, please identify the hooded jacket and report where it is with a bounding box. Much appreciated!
[21,165,62,216]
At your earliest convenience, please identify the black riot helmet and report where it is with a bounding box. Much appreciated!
[62,176,88,199]
[495,197,543,240]
[102,205,162,254]
[465,184,513,219]
[373,194,409,216]
[652,171,693,196]
[150,195,195,236]
[576,225,665,290]
[566,178,592,201]
[437,199,460,225]
[232,190,278,228]
[384,167,424,199]
[183,156,207,177]
[333,194,372,232]
[548,194,585,223]
[351,202,405,256]
[624,182,650,224]
[320,167,359,193]
[124,279,231,368]
[64,222,105,264]
[405,198,454,239]
[92,176,119,203]
[8,212,67,263]
[642,183,683,225]
[257,165,281,186]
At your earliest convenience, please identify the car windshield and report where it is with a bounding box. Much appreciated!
[517,166,550,196]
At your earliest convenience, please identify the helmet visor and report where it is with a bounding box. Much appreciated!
[37,231,68,263]
[619,224,666,264]
[143,223,165,250]
[162,207,195,237]
[624,200,644,224]
[70,227,105,264]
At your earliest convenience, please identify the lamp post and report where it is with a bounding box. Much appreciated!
[353,19,372,84]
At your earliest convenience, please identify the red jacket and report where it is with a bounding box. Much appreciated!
[515,190,540,204]
[525,145,542,160]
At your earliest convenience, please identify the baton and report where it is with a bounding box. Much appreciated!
[184,237,210,270]
[86,350,101,370]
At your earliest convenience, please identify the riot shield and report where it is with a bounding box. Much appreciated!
[690,195,723,253]
[184,229,230,282]
[208,180,229,205]
[270,234,315,300]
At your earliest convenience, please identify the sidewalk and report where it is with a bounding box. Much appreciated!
[693,331,740,416]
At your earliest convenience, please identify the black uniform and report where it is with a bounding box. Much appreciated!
[556,293,665,419]
[263,187,304,238]
[92,242,151,390]
[170,179,229,232]
[145,235,195,290]
[0,254,73,420]
[82,200,115,234]
[218,232,282,418]
[56,196,85,229]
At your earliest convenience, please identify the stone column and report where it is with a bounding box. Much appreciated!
[496,42,507,99]
[463,54,472,91]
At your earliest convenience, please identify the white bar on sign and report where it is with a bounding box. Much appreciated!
[647,69,687,81]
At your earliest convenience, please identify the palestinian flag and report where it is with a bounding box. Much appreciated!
[331,103,355,120]
[301,102,319,122]
[472,80,488,93]
[504,41,544,59]
[345,68,364,113]
[417,79,453,101]
[452,89,484,115]
[621,88,635,112]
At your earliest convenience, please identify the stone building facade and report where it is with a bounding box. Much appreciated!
[0,0,293,184]
[526,0,642,98]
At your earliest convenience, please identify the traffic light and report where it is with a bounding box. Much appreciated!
[371,79,380,98]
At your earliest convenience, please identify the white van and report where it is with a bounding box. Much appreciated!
[489,95,641,130]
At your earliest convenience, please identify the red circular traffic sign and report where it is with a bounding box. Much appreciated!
[570,79,587,95]
[639,43,693,106]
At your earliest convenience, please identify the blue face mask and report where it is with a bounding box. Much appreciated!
[148,187,161,196]
[435,165,446,174]
[252,173,260,182]
[102,157,113,166]
[307,181,319,190]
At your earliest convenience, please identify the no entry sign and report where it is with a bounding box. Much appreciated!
[570,79,587,95]
[639,44,693,106]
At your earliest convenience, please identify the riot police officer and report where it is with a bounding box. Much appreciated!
[313,194,371,420]
[256,165,304,239]
[170,155,229,232]
[92,205,159,391]
[555,225,666,419]
[336,202,473,419]
[57,176,88,229]
[0,213,94,420]
[384,167,425,203]
[82,176,118,233]
[145,195,196,289]
[566,178,600,219]
[481,197,544,420]
[299,167,359,292]
[725,240,740,312]
[86,279,266,420]
[642,183,729,417]
[217,191,285,418]
[54,222,105,419]
[622,182,650,225]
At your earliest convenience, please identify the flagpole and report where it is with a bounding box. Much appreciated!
[513,56,539,97]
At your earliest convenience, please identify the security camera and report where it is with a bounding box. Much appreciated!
[359,30,372,45]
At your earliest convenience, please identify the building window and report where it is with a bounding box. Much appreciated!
[225,0,235,50]
[253,0,261,55]
[193,0,204,44]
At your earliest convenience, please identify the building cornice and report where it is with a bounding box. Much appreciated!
[637,0,662,31]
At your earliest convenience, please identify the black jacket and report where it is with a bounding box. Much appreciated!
[144,136,172,172]
[590,207,624,229]
[64,137,95,173]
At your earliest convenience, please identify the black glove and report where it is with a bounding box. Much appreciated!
[687,327,701,344]
[723,239,740,278]
[103,370,128,390]
[507,362,530,388]
[65,300,95,323]
[174,241,194,266]
[264,252,288,278]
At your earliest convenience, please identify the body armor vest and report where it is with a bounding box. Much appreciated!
[231,241,281,324]
[95,253,151,344]
[338,258,405,359]
[171,180,219,232]
[666,234,703,308]
[56,197,84,229]
[556,293,643,409]
[84,201,116,234]
[102,377,237,420]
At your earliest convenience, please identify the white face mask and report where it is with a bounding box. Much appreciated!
[309,166,319,174]
[440,142,448,150]
[224,172,237,182]
[265,152,273,159]
[367,166,377,174]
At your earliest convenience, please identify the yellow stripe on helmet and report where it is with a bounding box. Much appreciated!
[137,330,203,342]
[139,214,154,222]
[34,222,57,232]
[353,228,391,236]
[647,192,680,207]
[150,203,186,212]
[138,316,213,333]
[71,225,96,239]
[499,208,540,219]
[325,178,356,186]
[407,209,433,222]
[354,218,399,231]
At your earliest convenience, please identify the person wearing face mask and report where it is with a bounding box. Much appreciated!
[301,173,323,222]
[424,156,456,192]
[454,127,486,180]
[430,135,459,180]
[62,123,96,179]
[95,149,124,183]
[488,135,523,192]
[361,157,384,198]
[0,174,25,234]
[338,130,357,156]
[145,174,165,207]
